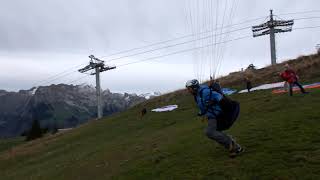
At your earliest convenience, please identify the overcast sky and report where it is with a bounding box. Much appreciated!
[0,0,319,94]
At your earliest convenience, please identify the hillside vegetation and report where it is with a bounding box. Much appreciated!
[219,52,320,88]
[0,53,320,179]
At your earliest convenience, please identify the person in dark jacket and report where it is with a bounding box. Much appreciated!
[186,79,243,157]
[140,108,147,118]
[280,64,307,96]
[245,77,252,93]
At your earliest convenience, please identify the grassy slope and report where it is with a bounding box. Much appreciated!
[0,137,24,153]
[1,53,320,179]
[1,87,320,179]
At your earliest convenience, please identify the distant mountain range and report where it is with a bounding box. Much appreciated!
[0,84,161,137]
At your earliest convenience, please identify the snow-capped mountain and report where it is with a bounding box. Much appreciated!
[139,91,162,99]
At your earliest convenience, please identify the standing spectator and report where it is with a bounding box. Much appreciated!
[280,64,308,96]
[140,108,147,118]
[245,77,252,93]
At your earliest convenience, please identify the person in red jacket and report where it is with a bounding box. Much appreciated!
[280,64,307,96]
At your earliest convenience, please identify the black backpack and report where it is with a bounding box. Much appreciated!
[216,95,240,131]
[199,87,240,131]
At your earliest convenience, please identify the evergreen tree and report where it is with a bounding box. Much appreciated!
[26,120,43,141]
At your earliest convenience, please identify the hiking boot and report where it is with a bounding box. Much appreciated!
[229,141,244,158]
[229,146,244,158]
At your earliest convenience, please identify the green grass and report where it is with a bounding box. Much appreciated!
[0,137,24,153]
[0,88,320,180]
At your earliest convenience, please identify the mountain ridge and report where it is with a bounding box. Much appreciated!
[0,84,148,137]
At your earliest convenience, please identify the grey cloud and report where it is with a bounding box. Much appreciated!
[0,0,319,93]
